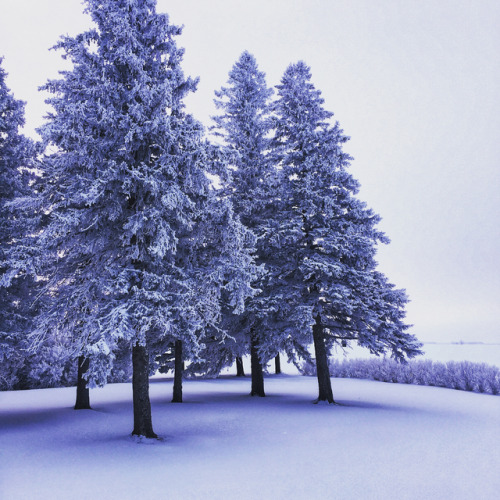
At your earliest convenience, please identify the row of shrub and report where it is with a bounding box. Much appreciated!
[302,358,500,395]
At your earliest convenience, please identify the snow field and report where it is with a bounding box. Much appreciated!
[1,375,499,500]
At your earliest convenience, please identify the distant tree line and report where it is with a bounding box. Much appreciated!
[0,0,421,438]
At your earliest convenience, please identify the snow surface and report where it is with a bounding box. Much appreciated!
[1,375,499,500]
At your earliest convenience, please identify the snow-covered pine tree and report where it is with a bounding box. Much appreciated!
[211,51,275,397]
[0,58,36,390]
[272,62,422,403]
[28,0,255,436]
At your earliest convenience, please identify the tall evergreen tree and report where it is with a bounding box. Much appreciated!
[212,52,275,397]
[272,62,422,402]
[0,58,36,390]
[17,0,255,436]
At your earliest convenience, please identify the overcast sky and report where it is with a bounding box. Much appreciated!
[1,0,499,343]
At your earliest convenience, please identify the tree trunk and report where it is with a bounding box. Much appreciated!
[250,335,265,397]
[312,314,335,403]
[172,339,183,403]
[275,353,282,374]
[235,356,245,377]
[74,355,91,410]
[132,342,157,438]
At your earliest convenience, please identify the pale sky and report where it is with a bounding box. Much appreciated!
[1,0,499,343]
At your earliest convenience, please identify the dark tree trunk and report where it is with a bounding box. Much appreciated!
[312,314,335,403]
[132,342,157,438]
[250,335,265,397]
[275,354,282,374]
[172,339,183,403]
[235,356,245,377]
[74,355,91,410]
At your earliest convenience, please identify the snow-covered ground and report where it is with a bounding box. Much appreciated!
[1,374,499,499]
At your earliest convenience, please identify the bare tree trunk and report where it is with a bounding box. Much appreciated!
[172,339,183,403]
[132,342,157,438]
[275,354,281,374]
[74,355,91,410]
[250,335,265,397]
[312,314,335,403]
[235,356,245,377]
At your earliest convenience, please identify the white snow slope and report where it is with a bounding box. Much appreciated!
[1,375,499,500]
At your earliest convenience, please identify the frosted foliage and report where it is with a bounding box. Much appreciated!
[0,58,37,390]
[271,62,422,360]
[14,0,256,387]
[212,51,274,224]
[210,51,283,368]
[327,358,500,395]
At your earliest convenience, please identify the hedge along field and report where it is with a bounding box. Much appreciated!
[305,358,500,395]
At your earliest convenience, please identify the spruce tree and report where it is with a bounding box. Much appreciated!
[0,58,36,390]
[212,52,275,397]
[272,62,422,402]
[27,0,255,436]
